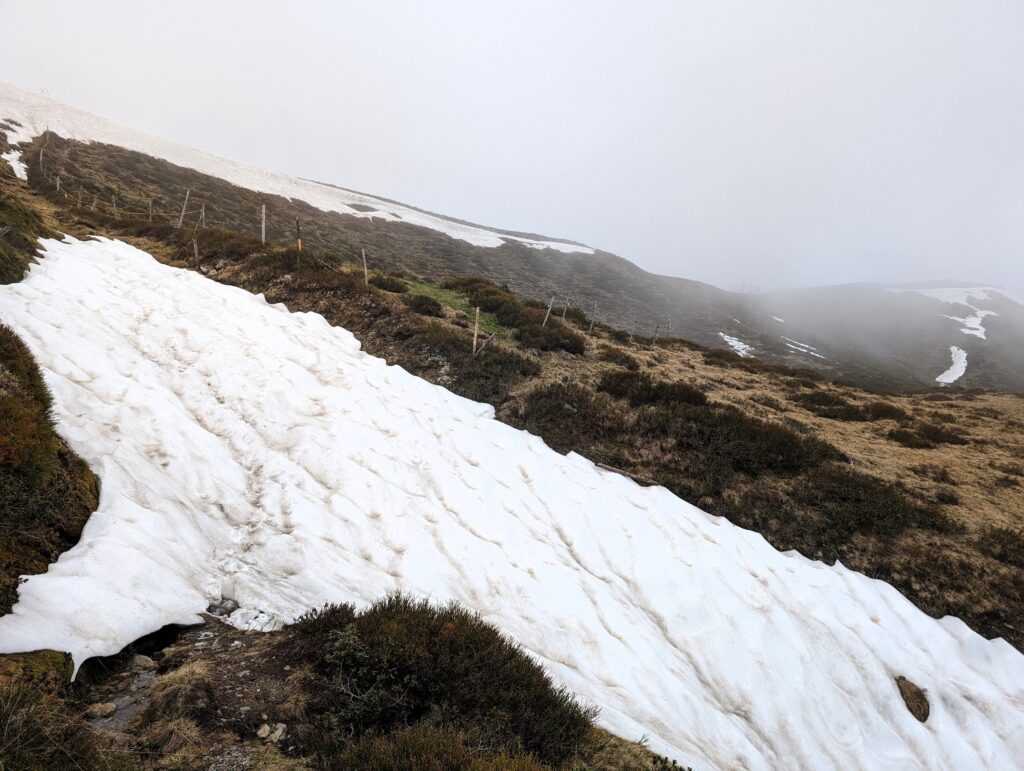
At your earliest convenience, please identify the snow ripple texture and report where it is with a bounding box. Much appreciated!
[1,238,1022,770]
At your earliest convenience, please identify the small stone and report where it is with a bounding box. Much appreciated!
[131,654,156,671]
[86,702,117,719]
[256,723,271,739]
[283,665,291,671]
[239,706,251,714]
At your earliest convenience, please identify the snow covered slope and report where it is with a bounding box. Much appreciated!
[0,82,592,254]
[1,238,1023,768]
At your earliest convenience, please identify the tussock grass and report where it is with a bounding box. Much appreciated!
[0,683,131,769]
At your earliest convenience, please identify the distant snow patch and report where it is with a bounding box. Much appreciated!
[942,310,997,340]
[936,346,968,384]
[718,333,753,357]
[771,315,785,323]
[783,336,826,359]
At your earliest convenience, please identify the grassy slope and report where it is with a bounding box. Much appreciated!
[0,165,100,615]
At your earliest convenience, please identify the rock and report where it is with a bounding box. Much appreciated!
[268,723,287,743]
[239,706,251,714]
[131,654,156,671]
[256,723,271,739]
[86,702,117,719]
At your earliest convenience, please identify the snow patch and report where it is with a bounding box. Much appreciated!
[1,148,26,180]
[0,81,593,255]
[718,332,753,357]
[942,310,997,340]
[782,336,826,359]
[771,315,785,323]
[935,346,968,384]
[0,238,1022,768]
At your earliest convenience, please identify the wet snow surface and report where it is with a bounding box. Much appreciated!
[0,81,592,254]
[2,238,1023,769]
[1,147,26,180]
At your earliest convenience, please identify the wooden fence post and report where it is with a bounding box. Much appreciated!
[652,323,660,347]
[261,204,266,245]
[77,188,83,208]
[200,203,206,228]
[561,296,570,320]
[588,302,597,335]
[542,296,555,327]
[112,195,118,220]
[473,307,480,354]
[361,248,369,285]
[177,189,190,227]
[55,176,60,194]
[91,194,97,211]
[295,218,302,254]
[149,198,153,222]
[193,239,200,268]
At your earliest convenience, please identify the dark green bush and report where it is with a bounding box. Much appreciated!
[597,370,706,407]
[793,464,959,543]
[888,428,934,449]
[514,382,626,455]
[515,324,585,355]
[596,346,640,371]
[791,391,867,420]
[863,401,910,422]
[370,274,408,293]
[284,596,596,766]
[670,404,841,478]
[916,422,967,445]
[404,293,444,317]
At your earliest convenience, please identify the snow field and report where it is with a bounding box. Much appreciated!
[0,238,1021,768]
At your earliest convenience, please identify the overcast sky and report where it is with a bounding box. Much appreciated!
[2,1,1022,292]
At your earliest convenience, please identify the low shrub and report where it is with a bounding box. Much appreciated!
[283,596,596,766]
[888,428,934,449]
[793,464,959,544]
[670,404,841,478]
[863,401,911,422]
[404,293,444,317]
[916,423,967,445]
[514,382,626,454]
[791,391,866,421]
[596,346,640,371]
[976,527,1024,568]
[515,323,586,355]
[597,370,705,407]
[370,274,408,293]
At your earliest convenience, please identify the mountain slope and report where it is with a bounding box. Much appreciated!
[0,236,1022,768]
[5,81,1021,392]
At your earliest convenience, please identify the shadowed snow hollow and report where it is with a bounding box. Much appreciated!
[0,238,1022,769]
